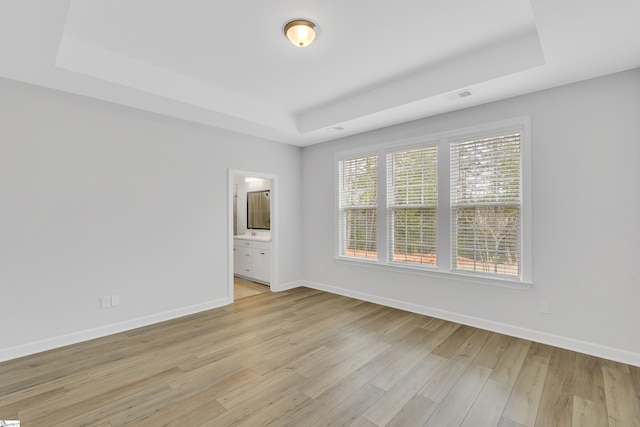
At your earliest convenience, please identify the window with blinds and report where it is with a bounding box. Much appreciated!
[387,145,438,266]
[335,117,530,284]
[450,132,522,277]
[338,155,378,259]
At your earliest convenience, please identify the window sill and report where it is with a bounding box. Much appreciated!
[335,256,532,291]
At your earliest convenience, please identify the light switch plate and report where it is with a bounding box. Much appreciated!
[100,296,110,309]
[539,300,550,314]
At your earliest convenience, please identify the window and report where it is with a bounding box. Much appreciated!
[450,133,521,277]
[387,145,438,266]
[336,117,531,284]
[338,154,378,259]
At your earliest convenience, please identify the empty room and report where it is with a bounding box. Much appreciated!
[1,1,639,426]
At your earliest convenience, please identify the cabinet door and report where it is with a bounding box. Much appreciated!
[234,239,249,276]
[252,248,271,283]
[233,246,241,273]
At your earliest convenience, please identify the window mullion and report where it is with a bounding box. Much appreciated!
[437,138,451,272]
[377,149,388,263]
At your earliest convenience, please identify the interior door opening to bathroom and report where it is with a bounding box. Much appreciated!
[228,170,278,303]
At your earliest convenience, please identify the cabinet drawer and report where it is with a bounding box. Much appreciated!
[253,241,270,250]
[234,238,254,248]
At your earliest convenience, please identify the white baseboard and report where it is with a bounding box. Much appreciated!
[5,281,638,368]
[0,298,230,363]
[271,280,303,292]
[302,280,640,367]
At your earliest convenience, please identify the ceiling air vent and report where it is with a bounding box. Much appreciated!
[445,89,474,101]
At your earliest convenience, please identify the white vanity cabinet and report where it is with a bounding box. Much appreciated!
[234,238,270,284]
[234,239,253,278]
[251,242,271,283]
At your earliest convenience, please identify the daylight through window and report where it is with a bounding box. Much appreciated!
[387,145,438,266]
[450,133,521,277]
[336,118,530,284]
[338,154,378,259]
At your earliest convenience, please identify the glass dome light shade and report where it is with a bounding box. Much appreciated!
[284,20,317,47]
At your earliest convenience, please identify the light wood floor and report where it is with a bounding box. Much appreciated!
[1,287,638,426]
[234,277,270,300]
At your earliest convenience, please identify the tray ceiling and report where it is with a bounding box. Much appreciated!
[1,0,639,146]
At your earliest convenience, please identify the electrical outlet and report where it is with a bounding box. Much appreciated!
[539,300,550,314]
[100,296,111,309]
[111,295,120,306]
[319,264,324,273]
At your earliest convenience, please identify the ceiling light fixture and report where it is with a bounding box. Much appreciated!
[284,19,317,47]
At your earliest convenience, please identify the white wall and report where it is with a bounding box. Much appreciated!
[301,68,640,365]
[2,70,638,366]
[0,78,302,361]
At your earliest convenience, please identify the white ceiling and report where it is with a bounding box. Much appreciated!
[1,0,639,146]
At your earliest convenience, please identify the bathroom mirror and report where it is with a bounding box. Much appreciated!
[247,190,270,230]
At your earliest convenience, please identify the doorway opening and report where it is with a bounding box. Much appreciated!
[227,169,278,303]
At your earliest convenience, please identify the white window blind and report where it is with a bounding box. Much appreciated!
[387,145,438,266]
[338,155,378,259]
[450,132,522,277]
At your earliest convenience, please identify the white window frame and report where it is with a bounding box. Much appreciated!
[335,116,532,288]
[387,144,439,268]
[449,134,523,278]
[337,153,379,261]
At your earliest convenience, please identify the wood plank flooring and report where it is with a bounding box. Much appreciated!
[234,277,270,300]
[1,287,638,426]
